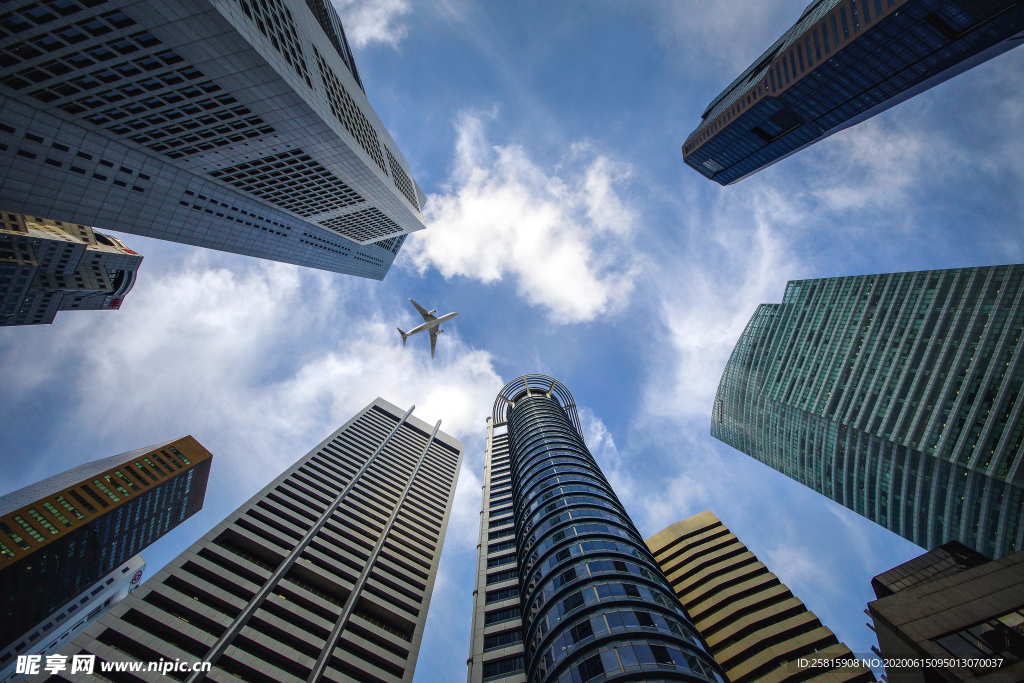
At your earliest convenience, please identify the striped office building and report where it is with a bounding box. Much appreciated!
[57,398,462,682]
[713,264,1024,558]
[466,375,723,683]
[647,511,874,683]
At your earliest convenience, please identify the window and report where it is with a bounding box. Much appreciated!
[577,654,604,681]
[484,606,520,625]
[570,619,593,643]
[486,586,519,604]
[488,540,515,553]
[482,654,523,680]
[933,607,1024,671]
[561,591,583,612]
[483,629,522,651]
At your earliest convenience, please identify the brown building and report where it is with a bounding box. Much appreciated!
[0,436,212,656]
[646,510,873,682]
[868,542,1024,682]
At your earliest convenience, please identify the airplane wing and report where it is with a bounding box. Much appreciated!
[429,327,438,359]
[410,298,435,322]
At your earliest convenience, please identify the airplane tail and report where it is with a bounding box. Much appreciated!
[397,328,409,346]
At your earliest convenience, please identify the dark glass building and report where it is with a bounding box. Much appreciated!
[682,0,1024,185]
[467,375,723,683]
[712,265,1024,559]
[0,436,212,654]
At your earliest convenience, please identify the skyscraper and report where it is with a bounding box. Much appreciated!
[0,0,425,279]
[682,0,1024,185]
[58,398,462,682]
[0,436,212,652]
[867,542,1024,681]
[646,511,874,682]
[0,210,142,326]
[712,264,1024,558]
[467,375,723,683]
[0,554,144,681]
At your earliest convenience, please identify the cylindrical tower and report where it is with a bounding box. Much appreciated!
[493,375,722,683]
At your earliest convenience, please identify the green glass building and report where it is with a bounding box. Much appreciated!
[712,265,1024,558]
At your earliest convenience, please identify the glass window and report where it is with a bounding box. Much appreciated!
[570,619,593,643]
[562,592,583,612]
[577,655,603,681]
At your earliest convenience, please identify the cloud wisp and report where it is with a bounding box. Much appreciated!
[405,111,643,324]
[330,0,412,49]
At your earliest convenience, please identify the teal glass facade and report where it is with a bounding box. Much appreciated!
[683,0,1024,185]
[713,265,1024,558]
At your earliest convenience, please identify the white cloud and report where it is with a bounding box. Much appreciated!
[807,119,944,213]
[762,540,837,596]
[644,184,804,420]
[652,1,797,74]
[0,249,501,494]
[330,0,411,49]
[404,111,643,324]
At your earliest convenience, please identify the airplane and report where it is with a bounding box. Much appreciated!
[397,299,458,359]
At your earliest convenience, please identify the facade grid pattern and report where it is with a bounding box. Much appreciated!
[0,0,425,278]
[58,398,462,683]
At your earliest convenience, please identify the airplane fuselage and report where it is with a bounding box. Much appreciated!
[405,311,458,337]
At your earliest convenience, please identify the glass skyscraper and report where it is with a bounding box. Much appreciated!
[712,265,1024,558]
[467,374,723,683]
[0,0,424,278]
[683,0,1024,185]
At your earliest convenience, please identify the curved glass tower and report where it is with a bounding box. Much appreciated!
[467,375,722,683]
[712,265,1024,558]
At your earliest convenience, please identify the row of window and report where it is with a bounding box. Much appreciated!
[524,537,651,604]
[533,607,698,680]
[521,522,641,579]
[521,508,627,558]
[525,557,667,624]
[551,639,722,683]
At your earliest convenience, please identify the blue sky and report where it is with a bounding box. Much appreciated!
[2,1,1023,680]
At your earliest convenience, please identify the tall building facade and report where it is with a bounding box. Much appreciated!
[0,0,425,279]
[0,210,142,325]
[682,0,1024,185]
[467,375,723,683]
[0,436,212,652]
[867,542,1024,681]
[0,554,144,681]
[59,398,462,683]
[712,265,1024,558]
[646,511,874,682]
